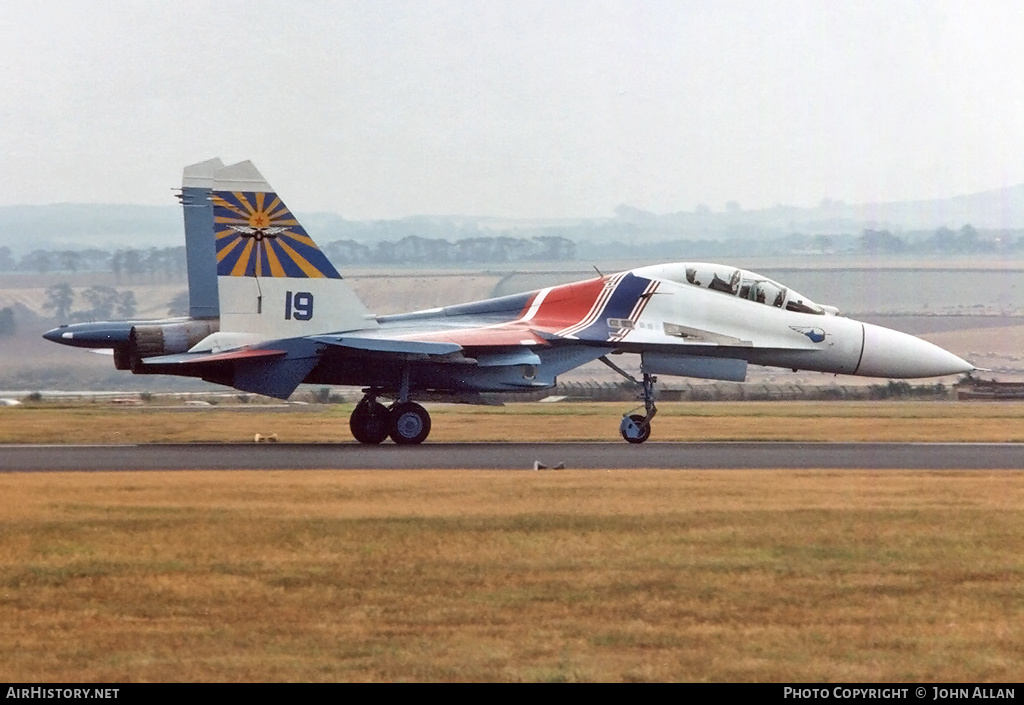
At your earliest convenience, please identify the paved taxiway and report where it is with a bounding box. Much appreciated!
[0,442,1021,471]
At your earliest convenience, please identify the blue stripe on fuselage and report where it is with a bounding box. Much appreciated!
[573,272,653,342]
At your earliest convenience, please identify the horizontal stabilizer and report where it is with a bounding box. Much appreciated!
[140,347,287,366]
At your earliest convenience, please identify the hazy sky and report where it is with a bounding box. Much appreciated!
[3,0,1024,219]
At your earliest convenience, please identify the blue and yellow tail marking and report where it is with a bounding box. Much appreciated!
[212,191,341,279]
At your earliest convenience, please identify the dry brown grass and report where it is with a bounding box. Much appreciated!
[2,469,1023,682]
[1,401,1022,444]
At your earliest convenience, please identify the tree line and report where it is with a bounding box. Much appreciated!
[856,225,1020,254]
[0,246,187,280]
[0,237,579,275]
[322,235,576,265]
[43,283,137,322]
[2,225,1021,277]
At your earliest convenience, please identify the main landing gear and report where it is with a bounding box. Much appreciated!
[351,367,433,445]
[349,394,432,445]
[349,397,389,444]
[599,356,658,444]
[389,401,431,444]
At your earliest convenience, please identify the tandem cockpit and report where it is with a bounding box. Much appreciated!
[633,263,839,316]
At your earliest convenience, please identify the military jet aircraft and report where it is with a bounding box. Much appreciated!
[45,159,974,444]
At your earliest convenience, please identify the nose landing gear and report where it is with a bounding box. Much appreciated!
[619,372,657,444]
[600,356,658,444]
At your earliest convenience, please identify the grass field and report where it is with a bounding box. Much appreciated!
[2,469,1023,682]
[0,400,1022,443]
[1,401,1022,682]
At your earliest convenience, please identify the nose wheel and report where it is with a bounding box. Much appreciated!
[599,357,658,444]
[620,414,652,444]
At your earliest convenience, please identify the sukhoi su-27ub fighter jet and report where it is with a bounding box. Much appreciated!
[45,159,974,444]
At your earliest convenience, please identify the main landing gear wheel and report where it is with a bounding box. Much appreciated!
[350,398,390,445]
[389,402,431,445]
[620,414,651,444]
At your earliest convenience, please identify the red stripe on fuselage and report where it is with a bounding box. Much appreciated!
[392,277,613,350]
[528,277,610,331]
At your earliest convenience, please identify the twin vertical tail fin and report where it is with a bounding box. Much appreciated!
[206,160,377,339]
[180,158,224,320]
[170,159,376,398]
[212,161,342,280]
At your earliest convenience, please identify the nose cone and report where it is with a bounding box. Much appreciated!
[43,326,70,344]
[857,322,974,378]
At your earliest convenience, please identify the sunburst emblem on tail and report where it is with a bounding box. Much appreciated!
[213,191,341,279]
[226,225,289,277]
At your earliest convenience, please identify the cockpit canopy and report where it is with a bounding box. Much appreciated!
[635,263,832,315]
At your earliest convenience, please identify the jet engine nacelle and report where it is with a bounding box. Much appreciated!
[114,320,220,371]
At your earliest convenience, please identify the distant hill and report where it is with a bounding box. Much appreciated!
[4,182,1024,255]
[666,183,1024,233]
[0,204,181,254]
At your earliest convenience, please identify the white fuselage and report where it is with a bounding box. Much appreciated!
[615,264,971,379]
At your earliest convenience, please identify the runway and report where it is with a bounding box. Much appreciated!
[0,442,1021,472]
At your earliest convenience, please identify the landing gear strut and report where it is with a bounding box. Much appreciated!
[619,372,657,444]
[599,356,657,444]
